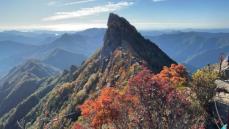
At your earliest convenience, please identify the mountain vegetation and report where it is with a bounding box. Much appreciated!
[78,64,205,129]
[0,60,60,118]
[0,62,78,129]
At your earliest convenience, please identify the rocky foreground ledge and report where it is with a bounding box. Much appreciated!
[211,80,229,123]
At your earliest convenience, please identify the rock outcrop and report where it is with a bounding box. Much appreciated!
[221,57,229,79]
[211,80,229,124]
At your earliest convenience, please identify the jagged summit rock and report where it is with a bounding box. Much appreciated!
[102,13,137,54]
[102,13,176,72]
[107,13,137,32]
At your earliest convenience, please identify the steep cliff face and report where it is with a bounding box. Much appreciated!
[102,13,175,72]
[23,13,175,129]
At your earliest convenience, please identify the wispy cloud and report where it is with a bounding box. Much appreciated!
[64,0,95,6]
[43,1,134,21]
[152,0,166,2]
[48,0,95,6]
[47,1,57,6]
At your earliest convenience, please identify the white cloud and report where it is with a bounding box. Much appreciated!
[152,0,166,2]
[47,0,95,6]
[64,0,96,6]
[43,1,134,21]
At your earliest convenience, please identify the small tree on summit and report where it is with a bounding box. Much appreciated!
[219,53,225,74]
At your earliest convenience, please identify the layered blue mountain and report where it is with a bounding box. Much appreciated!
[0,29,105,77]
[147,32,229,69]
[0,29,229,78]
[0,41,38,77]
[43,28,105,56]
[0,31,59,45]
[42,48,86,70]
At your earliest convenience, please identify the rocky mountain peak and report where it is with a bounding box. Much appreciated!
[107,13,137,31]
[102,13,138,56]
[102,13,175,71]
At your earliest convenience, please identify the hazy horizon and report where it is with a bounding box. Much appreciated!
[1,28,229,33]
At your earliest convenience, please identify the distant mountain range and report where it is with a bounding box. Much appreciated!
[42,48,86,70]
[0,31,60,45]
[46,29,229,71]
[0,28,106,78]
[147,32,229,69]
[0,27,229,78]
[43,28,105,56]
[0,41,38,77]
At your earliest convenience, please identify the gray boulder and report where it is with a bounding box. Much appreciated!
[211,80,229,124]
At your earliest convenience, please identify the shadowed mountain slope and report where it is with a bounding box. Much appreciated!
[0,60,60,118]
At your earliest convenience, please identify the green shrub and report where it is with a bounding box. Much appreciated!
[192,68,219,107]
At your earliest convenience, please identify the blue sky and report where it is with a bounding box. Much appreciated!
[0,0,229,31]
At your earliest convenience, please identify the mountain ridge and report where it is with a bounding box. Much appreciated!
[23,13,176,129]
[0,59,60,119]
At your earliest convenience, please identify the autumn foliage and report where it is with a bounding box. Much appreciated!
[72,123,86,129]
[80,87,139,129]
[127,65,195,129]
[78,64,205,129]
[152,64,189,86]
